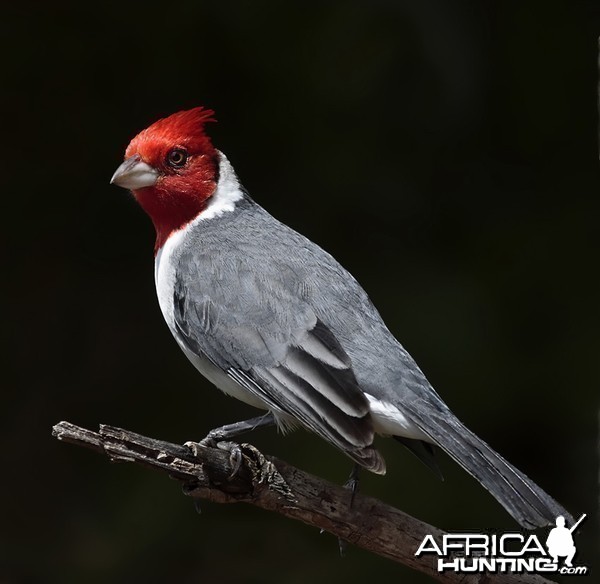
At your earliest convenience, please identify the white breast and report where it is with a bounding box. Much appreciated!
[154,152,269,411]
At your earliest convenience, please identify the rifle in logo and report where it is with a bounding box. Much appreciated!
[546,514,586,568]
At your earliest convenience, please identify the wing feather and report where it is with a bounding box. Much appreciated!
[172,256,386,473]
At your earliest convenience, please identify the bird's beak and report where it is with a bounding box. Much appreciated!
[110,154,159,189]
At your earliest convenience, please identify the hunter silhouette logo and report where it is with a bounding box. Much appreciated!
[415,514,588,576]
[546,514,586,568]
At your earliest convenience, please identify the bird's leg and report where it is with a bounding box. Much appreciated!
[344,463,361,507]
[338,464,361,557]
[185,413,276,480]
[185,412,275,456]
[198,412,276,446]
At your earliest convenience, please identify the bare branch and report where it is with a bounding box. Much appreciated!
[52,421,556,584]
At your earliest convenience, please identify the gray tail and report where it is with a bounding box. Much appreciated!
[394,436,444,481]
[411,408,572,529]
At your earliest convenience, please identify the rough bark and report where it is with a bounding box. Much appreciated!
[52,421,556,584]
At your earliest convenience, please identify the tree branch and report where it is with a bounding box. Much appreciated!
[52,421,556,584]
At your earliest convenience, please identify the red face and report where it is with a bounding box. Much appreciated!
[112,107,219,252]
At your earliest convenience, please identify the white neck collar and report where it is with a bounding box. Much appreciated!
[197,150,244,222]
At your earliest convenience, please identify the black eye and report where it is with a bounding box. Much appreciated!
[166,148,188,168]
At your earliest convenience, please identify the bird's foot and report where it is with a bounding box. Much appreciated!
[344,464,360,508]
[338,464,361,556]
[184,439,244,479]
[216,441,244,479]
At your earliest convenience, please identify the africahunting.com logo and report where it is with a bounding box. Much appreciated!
[415,514,588,576]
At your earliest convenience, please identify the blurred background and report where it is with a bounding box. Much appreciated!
[2,1,599,582]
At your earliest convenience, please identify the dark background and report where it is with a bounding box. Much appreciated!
[3,1,599,582]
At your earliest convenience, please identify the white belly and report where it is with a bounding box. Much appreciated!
[179,344,270,410]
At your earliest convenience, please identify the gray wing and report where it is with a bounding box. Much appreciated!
[172,258,385,474]
[170,202,572,526]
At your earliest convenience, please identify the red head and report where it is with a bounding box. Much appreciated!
[111,107,219,252]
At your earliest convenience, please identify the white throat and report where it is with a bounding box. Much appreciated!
[198,150,244,221]
[154,150,244,326]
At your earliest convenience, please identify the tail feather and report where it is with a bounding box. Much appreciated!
[393,436,444,481]
[408,405,572,528]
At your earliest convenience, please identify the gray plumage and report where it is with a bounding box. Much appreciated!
[111,113,572,530]
[166,192,571,529]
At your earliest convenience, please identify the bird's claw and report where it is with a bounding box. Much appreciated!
[337,464,360,556]
[343,466,360,508]
[184,440,202,457]
[184,440,244,480]
[215,441,244,479]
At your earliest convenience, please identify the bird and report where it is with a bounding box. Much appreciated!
[111,106,571,529]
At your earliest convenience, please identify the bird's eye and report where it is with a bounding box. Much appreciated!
[166,148,188,168]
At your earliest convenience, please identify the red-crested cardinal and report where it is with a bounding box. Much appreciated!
[111,107,571,528]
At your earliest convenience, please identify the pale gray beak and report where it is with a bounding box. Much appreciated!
[110,154,159,189]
